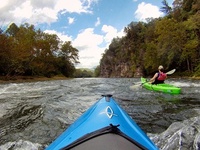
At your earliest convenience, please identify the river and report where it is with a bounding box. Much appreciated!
[0,78,200,150]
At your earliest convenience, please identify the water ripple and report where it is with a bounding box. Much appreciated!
[0,78,199,149]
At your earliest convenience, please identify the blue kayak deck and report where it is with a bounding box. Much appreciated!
[46,95,158,150]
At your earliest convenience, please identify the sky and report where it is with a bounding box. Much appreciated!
[0,0,174,69]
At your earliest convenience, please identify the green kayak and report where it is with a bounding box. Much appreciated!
[141,77,181,94]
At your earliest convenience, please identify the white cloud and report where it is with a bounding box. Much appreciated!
[135,2,164,22]
[68,17,75,24]
[11,1,33,20]
[95,17,100,26]
[73,28,104,49]
[55,0,92,14]
[44,30,72,42]
[72,28,104,68]
[102,25,125,43]
[0,0,95,25]
[76,47,105,68]
[72,26,125,68]
[31,0,56,9]
[0,1,9,9]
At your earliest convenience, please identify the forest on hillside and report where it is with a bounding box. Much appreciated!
[0,23,79,79]
[99,0,200,77]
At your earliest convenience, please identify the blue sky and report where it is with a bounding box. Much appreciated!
[0,0,174,69]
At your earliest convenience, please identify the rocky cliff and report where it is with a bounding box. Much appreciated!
[100,62,143,78]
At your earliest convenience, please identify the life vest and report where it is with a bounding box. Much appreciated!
[157,72,167,81]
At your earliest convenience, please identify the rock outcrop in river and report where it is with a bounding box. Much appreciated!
[151,115,200,150]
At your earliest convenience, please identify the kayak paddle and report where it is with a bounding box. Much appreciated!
[166,69,176,75]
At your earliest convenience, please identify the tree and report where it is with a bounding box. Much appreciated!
[73,69,94,78]
[5,23,19,37]
[60,41,79,64]
[3,23,37,76]
[55,41,79,77]
[0,22,80,78]
[172,0,184,21]
[155,18,187,70]
[181,13,200,72]
[33,31,60,77]
[94,65,100,77]
[160,0,172,14]
[0,31,14,76]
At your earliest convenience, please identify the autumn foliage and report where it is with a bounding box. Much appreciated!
[0,23,79,78]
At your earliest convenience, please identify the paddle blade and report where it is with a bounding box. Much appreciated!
[129,84,141,90]
[166,69,176,75]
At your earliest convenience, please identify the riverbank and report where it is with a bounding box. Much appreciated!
[191,76,200,80]
[0,75,199,84]
[0,75,69,84]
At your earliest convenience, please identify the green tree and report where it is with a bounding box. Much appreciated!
[155,18,186,70]
[5,23,19,37]
[15,23,37,75]
[94,65,100,77]
[0,30,14,76]
[160,0,172,14]
[0,22,80,78]
[4,23,37,76]
[124,22,147,71]
[73,69,94,78]
[60,41,79,64]
[33,31,60,77]
[57,41,79,77]
[182,13,200,72]
[172,0,184,21]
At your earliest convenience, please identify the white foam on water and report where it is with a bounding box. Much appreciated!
[0,140,43,150]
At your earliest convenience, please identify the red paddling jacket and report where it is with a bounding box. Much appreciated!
[152,72,167,84]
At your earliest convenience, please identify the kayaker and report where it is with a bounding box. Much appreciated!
[150,65,167,84]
